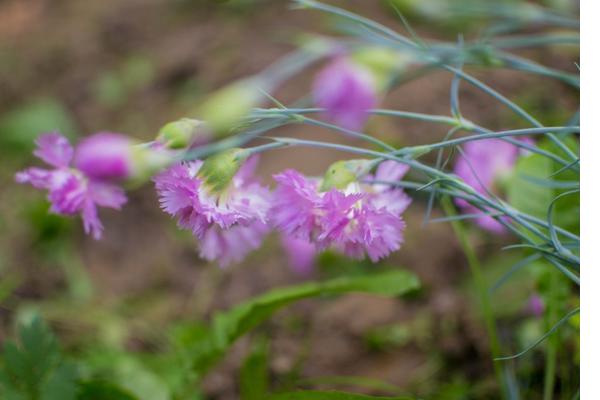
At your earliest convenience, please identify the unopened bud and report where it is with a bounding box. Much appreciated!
[129,144,173,184]
[320,159,372,191]
[196,79,264,137]
[74,133,135,181]
[197,148,247,194]
[157,118,208,149]
[352,47,414,91]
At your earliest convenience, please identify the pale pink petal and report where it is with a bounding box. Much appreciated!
[88,181,128,209]
[81,199,103,240]
[15,167,53,189]
[33,132,74,168]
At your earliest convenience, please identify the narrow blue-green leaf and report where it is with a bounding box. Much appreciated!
[495,307,579,361]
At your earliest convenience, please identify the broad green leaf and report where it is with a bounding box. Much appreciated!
[112,357,170,400]
[0,98,77,152]
[266,390,416,400]
[240,338,269,400]
[507,152,554,221]
[41,363,79,400]
[186,270,419,376]
[77,381,139,400]
[0,316,78,400]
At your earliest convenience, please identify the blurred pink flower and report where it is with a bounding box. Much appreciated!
[313,57,377,131]
[74,132,134,180]
[454,138,532,233]
[16,132,127,239]
[281,235,317,276]
[527,294,545,317]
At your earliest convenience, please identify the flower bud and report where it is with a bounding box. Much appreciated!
[129,144,172,184]
[196,79,264,137]
[313,57,377,131]
[73,132,134,180]
[351,47,414,91]
[197,148,247,194]
[320,159,372,191]
[156,118,208,149]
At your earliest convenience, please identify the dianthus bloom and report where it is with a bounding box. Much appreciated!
[15,132,127,239]
[454,138,531,233]
[313,56,377,131]
[74,132,134,180]
[153,155,271,267]
[271,160,412,262]
[281,235,317,276]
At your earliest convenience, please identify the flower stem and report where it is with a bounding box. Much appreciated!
[440,196,507,398]
[543,268,560,400]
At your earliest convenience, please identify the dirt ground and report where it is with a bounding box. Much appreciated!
[0,0,579,398]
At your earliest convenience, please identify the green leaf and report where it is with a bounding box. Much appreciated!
[112,357,170,400]
[41,364,79,400]
[240,338,269,400]
[0,98,77,152]
[507,152,554,221]
[0,316,78,400]
[186,270,419,376]
[77,381,139,400]
[266,390,416,400]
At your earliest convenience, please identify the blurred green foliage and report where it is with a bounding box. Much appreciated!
[0,99,77,154]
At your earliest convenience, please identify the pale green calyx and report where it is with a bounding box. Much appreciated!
[197,148,247,194]
[320,159,372,191]
[351,47,414,91]
[129,145,172,186]
[157,118,206,149]
[196,79,264,137]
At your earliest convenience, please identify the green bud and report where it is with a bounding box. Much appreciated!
[128,145,172,185]
[351,47,414,91]
[320,159,372,191]
[157,118,207,149]
[196,79,263,137]
[197,148,247,194]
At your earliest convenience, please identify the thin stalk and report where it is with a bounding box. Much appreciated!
[543,269,560,400]
[440,196,506,398]
[253,108,576,169]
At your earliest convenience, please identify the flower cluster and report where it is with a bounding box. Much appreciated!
[271,160,412,262]
[152,155,412,267]
[153,154,272,267]
[16,132,130,239]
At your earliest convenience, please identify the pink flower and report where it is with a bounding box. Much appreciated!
[454,138,530,233]
[153,156,271,267]
[271,161,411,262]
[74,132,134,180]
[16,132,127,239]
[281,235,317,276]
[313,57,377,131]
[527,294,545,317]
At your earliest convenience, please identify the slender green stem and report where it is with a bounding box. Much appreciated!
[543,269,559,400]
[440,197,506,398]
[252,108,577,169]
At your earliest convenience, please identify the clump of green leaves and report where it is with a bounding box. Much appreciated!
[0,316,78,400]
